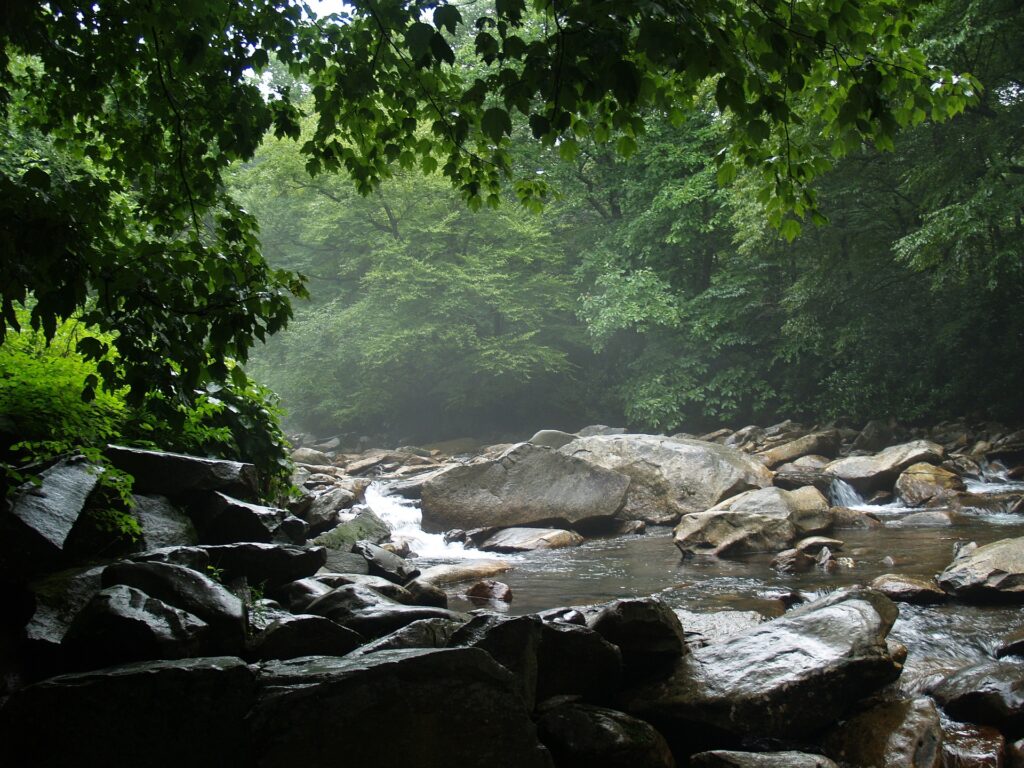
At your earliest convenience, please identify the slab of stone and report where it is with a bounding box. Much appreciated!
[825,440,944,493]
[938,537,1024,601]
[106,444,259,500]
[479,527,584,553]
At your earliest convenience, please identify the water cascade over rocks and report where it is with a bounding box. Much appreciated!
[4,420,1024,765]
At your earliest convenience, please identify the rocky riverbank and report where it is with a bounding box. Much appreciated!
[2,418,1024,766]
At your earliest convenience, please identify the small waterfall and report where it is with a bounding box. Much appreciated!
[966,459,1024,495]
[364,482,499,560]
[828,478,866,508]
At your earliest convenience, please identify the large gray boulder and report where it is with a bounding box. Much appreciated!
[535,700,675,768]
[200,543,326,588]
[927,659,1024,734]
[132,495,198,549]
[674,486,831,557]
[106,444,259,501]
[0,656,256,767]
[755,430,841,469]
[560,434,773,525]
[937,537,1024,601]
[22,566,105,654]
[249,648,553,768]
[824,440,944,493]
[621,589,902,739]
[420,443,630,533]
[187,491,286,544]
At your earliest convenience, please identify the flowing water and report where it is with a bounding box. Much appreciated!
[369,473,1024,691]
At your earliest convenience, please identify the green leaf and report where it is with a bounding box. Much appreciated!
[433,5,462,35]
[405,22,435,63]
[481,107,512,142]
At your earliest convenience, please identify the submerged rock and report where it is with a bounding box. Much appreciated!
[479,527,584,553]
[937,536,1024,601]
[561,434,772,525]
[536,699,675,768]
[417,559,512,586]
[421,442,630,532]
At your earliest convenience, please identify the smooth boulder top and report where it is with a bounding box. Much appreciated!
[560,434,773,525]
[7,457,100,556]
[938,537,1024,601]
[824,440,944,493]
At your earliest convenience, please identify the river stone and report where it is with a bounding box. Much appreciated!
[537,622,623,703]
[251,648,552,768]
[690,751,838,767]
[795,536,844,554]
[466,579,513,602]
[3,457,100,568]
[291,446,333,465]
[251,613,364,660]
[621,589,902,739]
[823,697,943,768]
[673,609,765,645]
[825,440,945,493]
[421,442,630,532]
[927,659,1024,734]
[353,617,467,655]
[479,527,585,553]
[417,559,513,586]
[404,578,449,607]
[830,506,884,529]
[352,539,419,583]
[937,536,1024,601]
[535,700,675,768]
[674,486,831,557]
[200,542,326,587]
[561,434,772,525]
[306,583,398,620]
[870,574,948,604]
[450,614,543,707]
[529,429,578,449]
[130,545,210,571]
[132,494,198,549]
[188,491,285,544]
[106,444,259,501]
[303,487,361,534]
[997,627,1024,659]
[101,560,246,653]
[771,548,815,573]
[340,605,470,641]
[316,572,415,601]
[895,462,965,506]
[892,509,954,527]
[0,656,256,767]
[940,721,1005,768]
[268,577,332,612]
[587,597,687,677]
[63,584,208,667]
[577,425,627,437]
[755,430,841,469]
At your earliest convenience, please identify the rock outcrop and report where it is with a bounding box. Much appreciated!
[937,537,1024,601]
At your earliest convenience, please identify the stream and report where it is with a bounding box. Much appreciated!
[368,468,1024,694]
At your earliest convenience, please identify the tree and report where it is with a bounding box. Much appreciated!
[1,0,975,408]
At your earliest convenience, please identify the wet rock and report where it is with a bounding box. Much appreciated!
[417,559,512,586]
[536,699,675,768]
[250,613,363,660]
[351,540,419,584]
[63,584,207,667]
[529,429,577,449]
[561,434,772,525]
[291,446,333,465]
[673,609,765,645]
[2,458,100,570]
[940,720,1006,768]
[998,627,1024,659]
[756,430,842,469]
[316,571,407,592]
[403,578,449,608]
[130,545,210,570]
[938,536,1024,601]
[945,490,1024,516]
[896,463,966,506]
[187,491,285,544]
[101,560,246,653]
[622,589,902,739]
[830,506,884,529]
[353,617,466,655]
[825,440,945,493]
[467,579,513,602]
[106,444,259,500]
[479,527,585,553]
[0,656,256,767]
[577,425,627,437]
[421,442,630,532]
[537,622,623,703]
[266,577,332,613]
[341,605,470,641]
[823,697,943,768]
[587,597,687,677]
[132,494,198,549]
[200,543,326,588]
[771,548,815,573]
[302,487,359,534]
[772,469,832,494]
[250,648,551,768]
[795,535,844,554]
[853,419,897,452]
[450,614,543,707]
[320,549,370,574]
[894,509,955,527]
[870,574,948,604]
[674,486,831,557]
[22,566,105,657]
[690,752,838,767]
[928,659,1024,735]
[306,583,398,621]
[273,514,308,544]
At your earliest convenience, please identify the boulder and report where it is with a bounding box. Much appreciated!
[937,537,1024,601]
[537,622,623,703]
[62,584,207,667]
[0,656,256,767]
[577,425,626,437]
[822,697,943,768]
[561,434,772,525]
[673,609,765,645]
[353,617,466,655]
[690,752,838,767]
[130,545,210,571]
[825,440,944,493]
[940,721,1005,768]
[450,614,543,707]
[187,491,285,544]
[529,429,578,449]
[420,443,630,532]
[403,578,449,608]
[794,536,844,555]
[466,580,513,603]
[892,510,954,527]
[106,445,259,501]
[351,540,419,584]
[250,614,364,660]
[870,574,948,604]
[895,463,965,506]
[587,597,687,677]
[302,487,360,534]
[290,446,333,465]
[535,700,675,768]
[267,577,332,613]
[340,605,470,641]
[771,548,815,573]
[200,543,326,588]
[250,648,553,768]
[131,494,198,550]
[479,527,585,553]
[306,583,398,621]
[755,430,841,469]
[772,469,833,494]
[101,560,246,653]
[621,589,902,739]
[316,572,414,602]
[928,660,1024,734]
[674,486,831,557]
[998,627,1024,659]
[853,419,897,452]
[830,506,884,529]
[22,566,105,656]
[417,559,512,586]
